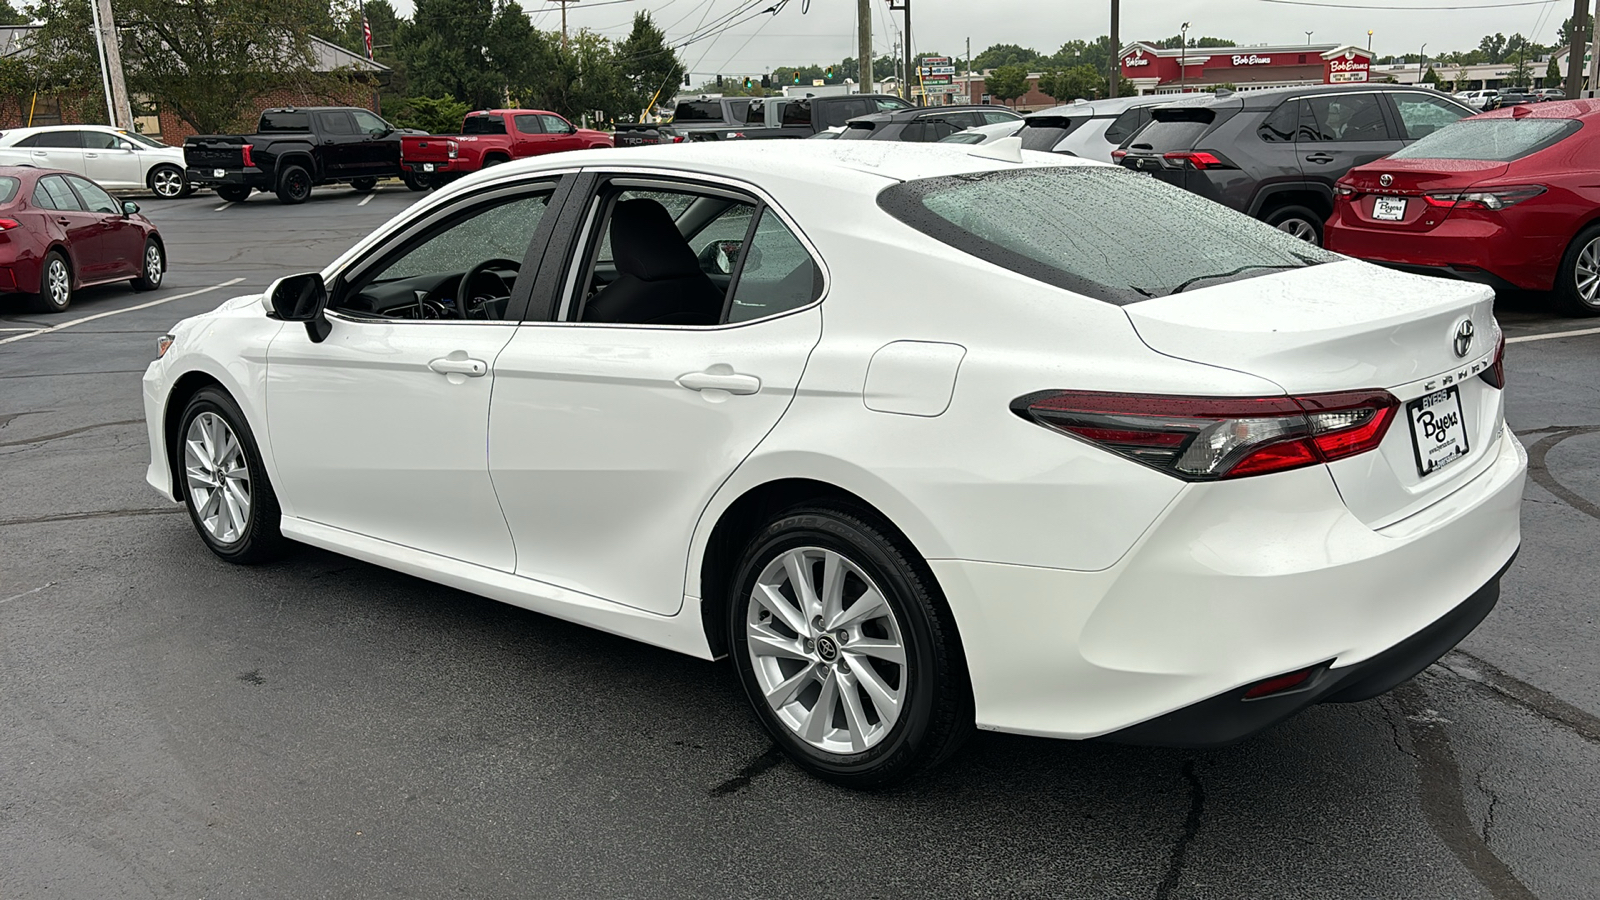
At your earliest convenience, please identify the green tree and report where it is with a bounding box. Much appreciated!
[0,0,27,24]
[399,0,500,109]
[984,64,1030,107]
[390,95,470,133]
[1508,53,1533,88]
[1547,55,1563,86]
[973,43,1039,71]
[616,12,683,115]
[1422,66,1442,86]
[1035,68,1066,102]
[1478,32,1508,63]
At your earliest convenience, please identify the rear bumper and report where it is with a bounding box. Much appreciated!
[930,427,1526,742]
[1325,209,1561,292]
[403,161,467,175]
[186,167,270,190]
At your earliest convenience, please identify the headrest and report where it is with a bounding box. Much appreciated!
[609,198,702,281]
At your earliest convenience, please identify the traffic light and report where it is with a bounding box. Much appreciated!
[716,74,723,87]
[793,71,800,84]
[743,77,753,89]
[761,74,771,88]
[683,72,691,86]
[825,66,834,80]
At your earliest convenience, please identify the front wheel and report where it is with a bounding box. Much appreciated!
[148,164,191,199]
[275,164,313,204]
[216,185,251,203]
[132,239,164,291]
[1554,224,1600,317]
[178,388,287,564]
[350,177,377,193]
[1264,205,1324,245]
[728,506,972,788]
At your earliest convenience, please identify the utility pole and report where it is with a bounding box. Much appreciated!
[1179,22,1189,93]
[548,0,577,53]
[90,0,133,129]
[1108,0,1119,98]
[857,0,871,95]
[903,0,913,105]
[1568,0,1588,97]
[86,0,115,127]
[1588,0,1599,96]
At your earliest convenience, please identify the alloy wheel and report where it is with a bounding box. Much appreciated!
[745,546,908,755]
[184,411,252,544]
[46,258,70,307]
[152,167,184,198]
[1276,218,1318,242]
[1575,238,1600,308]
[144,244,163,286]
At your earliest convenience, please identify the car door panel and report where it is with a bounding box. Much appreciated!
[488,310,822,614]
[314,110,361,177]
[82,132,142,188]
[1295,94,1401,192]
[67,175,142,279]
[36,175,105,279]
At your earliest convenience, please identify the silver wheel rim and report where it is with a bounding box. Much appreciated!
[46,258,69,307]
[184,412,251,544]
[144,244,162,285]
[1276,218,1318,242]
[1575,238,1600,307]
[746,546,908,754]
[153,167,183,197]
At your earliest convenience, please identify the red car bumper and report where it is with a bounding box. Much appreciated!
[1325,203,1564,293]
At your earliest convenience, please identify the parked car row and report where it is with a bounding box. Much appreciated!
[0,124,194,199]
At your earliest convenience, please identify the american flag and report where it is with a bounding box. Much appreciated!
[362,15,373,59]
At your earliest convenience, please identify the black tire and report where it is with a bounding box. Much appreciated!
[216,185,251,203]
[1553,224,1600,317]
[727,505,972,789]
[403,171,432,191]
[1264,204,1325,246]
[275,164,313,204]
[177,388,287,564]
[26,250,72,313]
[147,163,191,199]
[350,177,378,193]
[481,155,508,168]
[132,238,164,292]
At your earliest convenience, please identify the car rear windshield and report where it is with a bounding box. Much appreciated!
[1126,108,1216,150]
[0,176,16,204]
[877,166,1334,305]
[462,115,507,134]
[672,101,725,122]
[259,111,310,132]
[1389,117,1581,162]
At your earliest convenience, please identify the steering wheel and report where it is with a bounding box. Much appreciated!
[455,258,521,319]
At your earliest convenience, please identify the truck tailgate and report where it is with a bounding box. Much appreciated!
[184,138,248,169]
[401,135,454,164]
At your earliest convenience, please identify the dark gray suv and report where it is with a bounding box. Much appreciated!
[1117,84,1475,245]
[838,105,1021,142]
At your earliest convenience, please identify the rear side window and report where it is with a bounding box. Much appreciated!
[514,114,543,134]
[1390,117,1581,162]
[877,167,1334,305]
[780,100,811,126]
[1018,118,1077,152]
[259,111,309,132]
[316,111,356,135]
[727,209,821,323]
[462,115,506,135]
[0,176,16,204]
[1127,108,1215,150]
[821,99,871,127]
[1257,101,1299,142]
[22,131,83,148]
[1103,108,1152,144]
[982,110,1019,125]
[36,175,82,211]
[1299,94,1389,142]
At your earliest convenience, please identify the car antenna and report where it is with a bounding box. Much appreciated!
[968,135,1023,163]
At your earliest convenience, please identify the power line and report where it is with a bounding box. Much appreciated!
[1258,0,1556,8]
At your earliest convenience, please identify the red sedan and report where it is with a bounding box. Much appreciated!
[0,165,165,313]
[1325,100,1600,316]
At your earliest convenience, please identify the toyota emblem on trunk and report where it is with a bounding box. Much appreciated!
[1379,173,1393,187]
[1454,319,1475,358]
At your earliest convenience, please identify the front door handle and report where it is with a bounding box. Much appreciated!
[56,217,71,226]
[677,367,760,395]
[428,356,487,377]
[1304,153,1335,164]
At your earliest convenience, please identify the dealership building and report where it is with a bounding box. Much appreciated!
[1119,42,1376,94]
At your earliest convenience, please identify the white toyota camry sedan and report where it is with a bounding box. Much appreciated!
[143,140,1525,786]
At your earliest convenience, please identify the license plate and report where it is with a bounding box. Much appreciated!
[422,163,435,172]
[1408,386,1470,476]
[1373,196,1408,221]
[212,168,225,178]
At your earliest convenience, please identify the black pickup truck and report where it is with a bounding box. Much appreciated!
[184,107,427,204]
[615,94,914,145]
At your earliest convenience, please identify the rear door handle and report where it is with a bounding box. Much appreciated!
[55,217,71,226]
[677,367,760,395]
[1304,153,1335,164]
[428,356,487,377]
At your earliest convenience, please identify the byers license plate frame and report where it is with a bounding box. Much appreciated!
[1408,386,1471,476]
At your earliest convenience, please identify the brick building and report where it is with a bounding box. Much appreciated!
[0,28,386,143]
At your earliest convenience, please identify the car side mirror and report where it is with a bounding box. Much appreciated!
[122,200,139,216]
[267,272,332,342]
[698,240,744,275]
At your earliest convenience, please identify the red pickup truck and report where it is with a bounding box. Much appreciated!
[401,109,611,182]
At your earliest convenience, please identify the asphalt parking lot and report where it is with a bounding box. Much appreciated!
[1,184,1598,900]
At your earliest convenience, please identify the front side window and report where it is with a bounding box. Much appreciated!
[1299,94,1389,142]
[537,114,573,135]
[780,101,811,126]
[120,130,167,149]
[1391,93,1472,140]
[36,175,83,211]
[351,110,391,135]
[336,188,554,320]
[81,131,120,150]
[982,110,1019,125]
[514,114,543,134]
[67,175,118,213]
[878,167,1333,305]
[875,97,912,112]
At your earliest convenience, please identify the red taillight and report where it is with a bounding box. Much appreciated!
[669,134,686,144]
[1423,185,1545,210]
[1111,149,1128,161]
[1013,389,1400,480]
[1162,150,1228,170]
[1479,330,1506,389]
[241,143,254,167]
[447,139,459,158]
[0,218,19,231]
[1243,667,1317,700]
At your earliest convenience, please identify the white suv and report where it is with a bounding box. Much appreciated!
[0,125,193,198]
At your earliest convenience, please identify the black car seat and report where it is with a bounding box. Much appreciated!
[584,198,725,326]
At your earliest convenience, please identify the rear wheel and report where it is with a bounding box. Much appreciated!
[216,185,251,203]
[178,388,287,564]
[403,171,432,191]
[1264,205,1324,245]
[1554,224,1600,317]
[27,251,73,313]
[481,155,508,168]
[728,505,971,788]
[275,164,312,204]
[350,177,378,193]
[148,164,190,199]
[132,239,164,291]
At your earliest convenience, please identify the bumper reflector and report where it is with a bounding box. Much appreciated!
[1243,667,1317,700]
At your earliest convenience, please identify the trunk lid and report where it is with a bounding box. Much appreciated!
[1338,158,1509,232]
[1125,260,1504,528]
[184,136,249,169]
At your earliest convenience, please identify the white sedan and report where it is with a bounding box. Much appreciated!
[142,140,1525,786]
[0,125,193,198]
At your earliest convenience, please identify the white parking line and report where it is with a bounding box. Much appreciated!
[214,202,233,211]
[0,327,38,332]
[1508,325,1600,344]
[0,582,54,605]
[358,193,375,207]
[0,278,246,346]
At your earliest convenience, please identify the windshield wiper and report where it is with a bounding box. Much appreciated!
[1168,264,1301,295]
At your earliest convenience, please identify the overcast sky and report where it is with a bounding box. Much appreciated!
[390,0,1572,73]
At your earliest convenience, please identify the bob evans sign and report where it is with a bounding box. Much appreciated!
[1231,54,1272,66]
[1326,51,1371,83]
